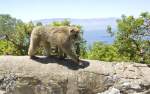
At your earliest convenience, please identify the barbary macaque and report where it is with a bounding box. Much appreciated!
[28,26,81,64]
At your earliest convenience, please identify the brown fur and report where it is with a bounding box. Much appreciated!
[28,26,80,63]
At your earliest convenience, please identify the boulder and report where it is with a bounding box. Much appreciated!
[0,56,150,94]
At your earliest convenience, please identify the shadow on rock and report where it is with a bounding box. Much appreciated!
[30,56,90,70]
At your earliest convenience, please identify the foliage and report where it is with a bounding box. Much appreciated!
[0,40,19,55]
[0,14,35,55]
[0,14,16,39]
[108,12,150,63]
[36,22,43,26]
[87,42,124,62]
[50,19,71,26]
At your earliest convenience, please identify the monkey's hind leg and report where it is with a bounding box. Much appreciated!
[28,36,40,58]
[43,41,51,57]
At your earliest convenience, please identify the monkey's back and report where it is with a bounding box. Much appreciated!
[31,26,70,45]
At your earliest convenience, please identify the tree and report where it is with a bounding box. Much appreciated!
[108,12,150,63]
[36,22,43,26]
[87,42,119,62]
[0,14,16,39]
[0,14,35,55]
[50,19,70,26]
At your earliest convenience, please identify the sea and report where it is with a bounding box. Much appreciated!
[83,29,114,45]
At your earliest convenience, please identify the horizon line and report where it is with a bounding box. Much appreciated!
[25,17,119,22]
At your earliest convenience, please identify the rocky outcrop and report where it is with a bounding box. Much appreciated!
[0,56,150,94]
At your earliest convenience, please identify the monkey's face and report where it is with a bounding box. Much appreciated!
[69,27,80,39]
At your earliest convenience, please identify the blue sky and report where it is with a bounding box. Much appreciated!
[0,0,150,22]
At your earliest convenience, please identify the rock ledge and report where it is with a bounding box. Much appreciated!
[0,56,150,94]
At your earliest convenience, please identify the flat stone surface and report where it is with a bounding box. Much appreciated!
[0,56,150,94]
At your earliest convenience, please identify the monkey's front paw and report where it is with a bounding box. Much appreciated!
[30,56,39,59]
[78,61,90,68]
[78,62,85,68]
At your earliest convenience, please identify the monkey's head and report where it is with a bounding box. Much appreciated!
[69,26,80,40]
